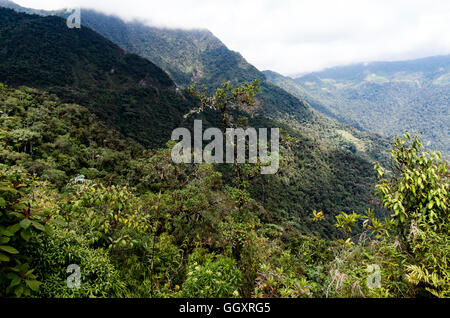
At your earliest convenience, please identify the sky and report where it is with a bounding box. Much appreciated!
[13,0,450,76]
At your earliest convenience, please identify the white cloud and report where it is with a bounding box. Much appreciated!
[14,0,450,75]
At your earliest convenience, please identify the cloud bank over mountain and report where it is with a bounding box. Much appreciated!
[15,0,450,75]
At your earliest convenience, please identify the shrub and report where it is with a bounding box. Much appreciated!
[27,226,124,298]
[375,133,449,297]
[0,165,48,297]
[182,249,242,298]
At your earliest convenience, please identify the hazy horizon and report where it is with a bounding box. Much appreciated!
[9,0,450,76]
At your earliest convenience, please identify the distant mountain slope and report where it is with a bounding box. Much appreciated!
[0,7,195,148]
[0,2,390,159]
[75,10,265,88]
[53,7,391,160]
[47,8,315,122]
[266,56,450,154]
[0,0,48,14]
[0,5,389,237]
[263,70,354,126]
[0,1,262,90]
[0,9,173,89]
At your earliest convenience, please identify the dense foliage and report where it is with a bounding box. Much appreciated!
[329,133,449,298]
[63,7,393,164]
[264,57,450,155]
[0,7,198,148]
[0,4,447,299]
[1,84,448,298]
[0,8,389,238]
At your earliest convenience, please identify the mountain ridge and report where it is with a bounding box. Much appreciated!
[0,1,392,159]
[265,55,450,154]
[292,54,450,82]
[0,7,197,148]
[0,7,388,237]
[46,5,391,162]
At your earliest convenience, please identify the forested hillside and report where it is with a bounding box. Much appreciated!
[0,8,390,237]
[265,56,450,154]
[1,85,447,298]
[70,10,265,88]
[0,1,392,161]
[60,9,320,127]
[0,3,310,120]
[0,7,196,148]
[57,7,393,163]
[0,4,448,299]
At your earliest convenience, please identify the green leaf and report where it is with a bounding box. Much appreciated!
[20,218,32,229]
[0,237,10,244]
[14,285,24,297]
[20,229,31,242]
[6,272,19,279]
[51,218,67,227]
[24,269,35,277]
[6,223,21,235]
[9,275,21,288]
[31,221,45,231]
[1,229,13,237]
[25,280,41,292]
[0,186,18,194]
[44,223,53,235]
[0,252,10,262]
[0,197,6,208]
[0,245,19,254]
